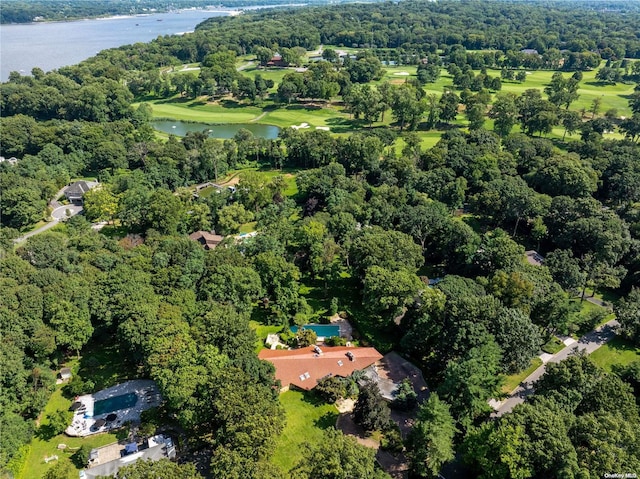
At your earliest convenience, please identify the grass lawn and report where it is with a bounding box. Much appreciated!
[96,224,129,241]
[567,297,615,337]
[298,275,398,352]
[580,287,621,306]
[20,341,139,479]
[590,337,640,373]
[215,167,299,196]
[501,357,543,394]
[261,103,350,130]
[142,97,263,123]
[271,390,338,473]
[250,320,282,352]
[542,336,565,355]
[21,388,126,479]
[145,60,634,147]
[242,66,291,90]
[239,221,257,234]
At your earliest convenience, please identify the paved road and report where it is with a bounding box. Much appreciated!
[14,204,83,243]
[491,319,619,417]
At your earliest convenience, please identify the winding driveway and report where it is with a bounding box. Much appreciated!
[13,185,85,243]
[491,319,619,417]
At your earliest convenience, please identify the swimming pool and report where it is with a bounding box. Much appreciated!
[291,324,340,337]
[93,392,138,416]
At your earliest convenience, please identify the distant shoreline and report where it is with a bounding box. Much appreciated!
[2,4,309,26]
[2,8,241,27]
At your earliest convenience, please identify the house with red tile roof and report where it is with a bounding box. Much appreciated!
[259,346,383,392]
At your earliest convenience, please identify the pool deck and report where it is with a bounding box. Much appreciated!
[65,379,161,437]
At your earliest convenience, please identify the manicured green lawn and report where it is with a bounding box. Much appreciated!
[239,221,257,234]
[146,61,633,150]
[542,337,565,355]
[501,357,543,394]
[590,337,640,373]
[261,104,350,130]
[142,97,263,123]
[242,66,291,90]
[580,287,621,306]
[214,167,299,196]
[250,320,282,352]
[20,341,139,479]
[20,388,126,479]
[271,390,339,473]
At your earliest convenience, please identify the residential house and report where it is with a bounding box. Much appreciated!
[266,53,287,67]
[258,346,383,392]
[188,231,225,250]
[64,181,92,205]
[524,250,544,266]
[362,351,429,402]
[79,435,175,479]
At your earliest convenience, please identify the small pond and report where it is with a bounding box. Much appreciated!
[152,120,281,139]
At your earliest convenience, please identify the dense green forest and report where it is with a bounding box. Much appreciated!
[1,1,640,478]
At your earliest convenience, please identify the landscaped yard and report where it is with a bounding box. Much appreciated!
[541,337,565,355]
[18,341,139,479]
[250,320,282,352]
[19,388,126,479]
[590,337,640,372]
[501,357,543,394]
[271,390,338,473]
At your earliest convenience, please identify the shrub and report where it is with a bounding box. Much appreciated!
[391,379,418,411]
[380,424,404,453]
[63,375,94,397]
[40,409,72,439]
[577,308,608,332]
[279,328,296,346]
[316,376,348,403]
[329,297,339,316]
[296,328,317,347]
[325,336,348,346]
[354,381,392,432]
[72,444,93,468]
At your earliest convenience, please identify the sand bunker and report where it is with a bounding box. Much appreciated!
[393,71,410,76]
[291,122,310,130]
[315,126,330,131]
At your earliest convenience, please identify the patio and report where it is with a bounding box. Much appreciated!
[65,380,161,437]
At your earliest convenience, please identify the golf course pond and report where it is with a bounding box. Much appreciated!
[152,120,281,139]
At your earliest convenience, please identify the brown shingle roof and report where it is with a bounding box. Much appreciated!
[259,346,383,390]
[188,231,224,250]
[524,250,544,266]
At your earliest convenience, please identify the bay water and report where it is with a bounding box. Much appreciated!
[0,9,231,81]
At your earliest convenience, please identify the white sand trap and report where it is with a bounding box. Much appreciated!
[291,122,310,130]
[316,126,330,131]
[393,71,410,76]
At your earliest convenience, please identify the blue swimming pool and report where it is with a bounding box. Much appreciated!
[291,324,340,337]
[94,392,137,416]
